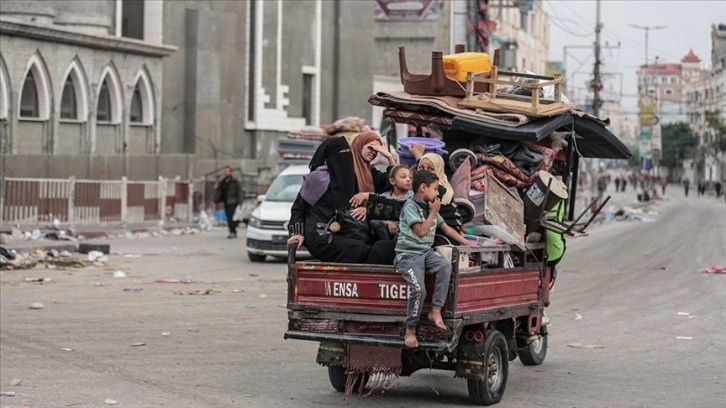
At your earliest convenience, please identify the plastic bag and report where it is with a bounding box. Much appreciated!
[232,204,245,222]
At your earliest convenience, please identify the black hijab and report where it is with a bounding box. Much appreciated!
[309,136,356,210]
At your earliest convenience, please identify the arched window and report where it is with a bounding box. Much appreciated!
[97,80,112,122]
[20,70,39,118]
[129,85,142,123]
[60,77,77,119]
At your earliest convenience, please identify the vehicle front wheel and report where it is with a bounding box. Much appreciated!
[518,327,548,366]
[328,366,368,393]
[467,330,509,406]
[247,252,266,262]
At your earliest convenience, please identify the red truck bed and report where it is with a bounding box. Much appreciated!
[286,244,549,351]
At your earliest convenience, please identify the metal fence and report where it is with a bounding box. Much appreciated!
[0,177,194,226]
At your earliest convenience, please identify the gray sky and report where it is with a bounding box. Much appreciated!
[544,0,726,117]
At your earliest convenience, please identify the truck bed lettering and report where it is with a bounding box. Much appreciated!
[325,282,359,298]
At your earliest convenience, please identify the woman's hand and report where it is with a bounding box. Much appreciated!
[349,192,370,208]
[370,143,396,165]
[350,207,367,221]
[287,235,305,249]
[408,143,426,161]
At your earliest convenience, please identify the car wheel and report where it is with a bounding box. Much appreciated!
[248,252,266,262]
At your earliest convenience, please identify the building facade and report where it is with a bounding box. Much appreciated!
[685,24,726,183]
[0,0,177,179]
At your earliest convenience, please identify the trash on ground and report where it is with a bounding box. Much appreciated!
[249,273,259,277]
[24,277,52,283]
[62,347,75,352]
[155,278,198,284]
[259,294,267,298]
[28,302,44,310]
[113,271,127,278]
[92,282,104,287]
[9,379,22,386]
[700,266,726,274]
[677,312,690,316]
[122,288,143,292]
[161,332,171,336]
[175,288,215,295]
[124,254,142,258]
[0,391,17,396]
[232,289,241,293]
[131,342,146,347]
[87,251,105,261]
[676,336,693,340]
[574,313,583,320]
[104,398,120,405]
[567,343,604,349]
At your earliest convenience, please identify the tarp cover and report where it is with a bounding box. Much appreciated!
[452,113,632,159]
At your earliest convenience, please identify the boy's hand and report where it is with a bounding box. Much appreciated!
[385,221,399,236]
[429,197,441,214]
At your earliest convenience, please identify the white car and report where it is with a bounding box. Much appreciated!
[246,165,310,262]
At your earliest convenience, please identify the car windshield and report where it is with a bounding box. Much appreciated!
[265,174,304,202]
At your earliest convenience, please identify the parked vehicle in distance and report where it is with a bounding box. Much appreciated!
[246,165,310,262]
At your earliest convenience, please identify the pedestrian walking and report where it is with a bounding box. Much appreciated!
[615,177,621,193]
[214,166,242,239]
[660,177,667,196]
[716,181,722,198]
[682,177,690,197]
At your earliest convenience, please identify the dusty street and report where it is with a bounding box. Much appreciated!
[1,189,725,408]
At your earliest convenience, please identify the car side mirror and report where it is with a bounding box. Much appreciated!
[257,194,266,202]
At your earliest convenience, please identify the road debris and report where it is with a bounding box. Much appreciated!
[161,332,171,337]
[113,271,127,278]
[104,398,119,405]
[567,343,605,349]
[676,336,693,340]
[131,342,146,347]
[700,266,726,274]
[677,312,690,316]
[9,379,22,386]
[0,391,17,397]
[122,288,143,292]
[62,348,75,352]
[155,278,198,284]
[574,313,583,321]
[175,288,215,295]
[28,302,44,310]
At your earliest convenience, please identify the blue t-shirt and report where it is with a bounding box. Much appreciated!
[395,197,444,260]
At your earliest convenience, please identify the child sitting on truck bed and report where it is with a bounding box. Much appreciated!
[396,170,475,348]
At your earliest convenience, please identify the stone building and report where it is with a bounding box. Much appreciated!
[0,0,177,179]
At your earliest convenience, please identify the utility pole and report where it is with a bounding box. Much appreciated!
[628,24,666,95]
[591,0,602,118]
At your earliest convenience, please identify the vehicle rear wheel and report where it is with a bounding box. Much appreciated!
[517,327,548,366]
[248,252,266,262]
[327,366,368,393]
[467,330,509,406]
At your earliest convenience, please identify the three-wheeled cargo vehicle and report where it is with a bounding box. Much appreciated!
[284,48,631,405]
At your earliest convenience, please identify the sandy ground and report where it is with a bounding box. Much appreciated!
[1,185,725,408]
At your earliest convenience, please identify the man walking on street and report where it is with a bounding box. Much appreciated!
[682,176,690,197]
[214,166,242,239]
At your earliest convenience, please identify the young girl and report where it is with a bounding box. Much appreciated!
[381,164,413,201]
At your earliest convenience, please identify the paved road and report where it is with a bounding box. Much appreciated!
[1,189,724,408]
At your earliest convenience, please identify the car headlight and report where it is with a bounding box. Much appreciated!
[248,216,263,228]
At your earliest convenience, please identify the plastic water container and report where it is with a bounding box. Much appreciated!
[443,52,493,82]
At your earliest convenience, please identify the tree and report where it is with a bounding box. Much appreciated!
[659,122,697,170]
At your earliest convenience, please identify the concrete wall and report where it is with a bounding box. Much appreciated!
[56,122,84,154]
[14,121,46,153]
[127,125,152,155]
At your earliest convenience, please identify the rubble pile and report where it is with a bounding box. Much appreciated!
[0,247,93,270]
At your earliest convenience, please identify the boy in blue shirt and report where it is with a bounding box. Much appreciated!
[396,170,475,348]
